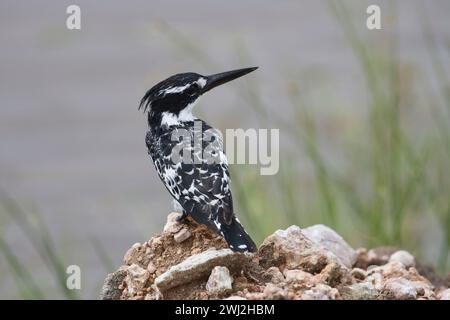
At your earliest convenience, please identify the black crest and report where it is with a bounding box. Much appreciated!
[139,72,204,116]
[138,67,258,121]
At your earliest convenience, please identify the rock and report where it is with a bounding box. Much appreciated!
[363,262,435,299]
[366,262,429,284]
[174,228,191,243]
[102,212,442,300]
[350,268,367,280]
[438,289,450,300]
[123,242,142,265]
[262,283,288,300]
[389,250,415,268]
[150,236,162,246]
[206,266,233,295]
[147,262,156,274]
[124,264,150,296]
[368,247,397,265]
[264,267,285,284]
[318,262,350,287]
[341,282,379,300]
[245,292,265,300]
[354,247,398,269]
[303,224,356,269]
[100,267,127,300]
[163,212,183,234]
[155,249,248,292]
[283,269,313,283]
[301,284,339,300]
[144,285,162,300]
[366,272,384,291]
[368,261,406,277]
[382,278,425,300]
[258,225,344,273]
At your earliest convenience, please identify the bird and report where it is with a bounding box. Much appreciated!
[139,67,258,252]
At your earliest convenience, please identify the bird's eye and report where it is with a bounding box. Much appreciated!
[185,83,199,96]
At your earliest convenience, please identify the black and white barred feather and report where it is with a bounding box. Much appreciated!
[146,120,257,252]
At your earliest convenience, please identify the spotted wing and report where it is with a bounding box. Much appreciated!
[146,125,234,231]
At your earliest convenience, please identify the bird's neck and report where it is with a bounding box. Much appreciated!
[148,101,198,128]
[161,108,196,126]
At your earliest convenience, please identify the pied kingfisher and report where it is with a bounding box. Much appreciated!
[139,67,258,252]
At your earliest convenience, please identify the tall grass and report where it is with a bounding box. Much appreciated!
[0,188,79,299]
[152,3,450,273]
[420,10,450,272]
[0,189,116,299]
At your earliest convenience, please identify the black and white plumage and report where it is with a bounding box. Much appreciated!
[139,67,258,252]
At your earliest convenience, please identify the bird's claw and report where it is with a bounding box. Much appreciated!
[176,212,189,223]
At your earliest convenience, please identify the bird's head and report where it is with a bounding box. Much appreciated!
[139,67,258,126]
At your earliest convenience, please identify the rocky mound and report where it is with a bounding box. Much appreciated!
[100,213,450,300]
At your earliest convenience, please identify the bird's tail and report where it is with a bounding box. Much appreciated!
[220,216,257,253]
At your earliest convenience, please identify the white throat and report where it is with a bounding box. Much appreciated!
[161,100,198,127]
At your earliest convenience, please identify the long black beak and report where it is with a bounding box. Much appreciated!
[201,67,258,94]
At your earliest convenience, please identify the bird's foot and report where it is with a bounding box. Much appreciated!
[175,212,189,224]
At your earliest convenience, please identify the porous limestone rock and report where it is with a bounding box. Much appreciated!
[206,266,233,295]
[155,249,247,292]
[303,224,357,269]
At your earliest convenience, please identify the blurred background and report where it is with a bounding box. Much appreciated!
[1,0,450,299]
